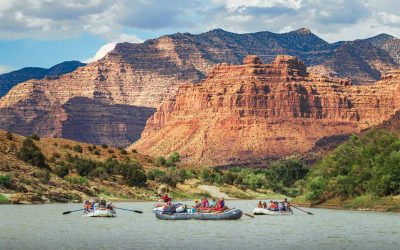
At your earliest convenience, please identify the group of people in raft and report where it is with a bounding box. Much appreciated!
[161,194,227,213]
[83,199,115,213]
[257,198,291,211]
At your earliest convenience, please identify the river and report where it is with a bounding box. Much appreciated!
[1,200,399,250]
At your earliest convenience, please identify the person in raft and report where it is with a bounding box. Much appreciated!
[106,202,115,212]
[215,198,226,211]
[269,201,278,211]
[283,198,290,211]
[201,197,209,208]
[257,201,263,208]
[262,201,267,209]
[194,199,201,209]
[98,199,107,209]
[84,200,91,212]
[209,198,217,208]
[90,201,96,211]
[162,194,172,205]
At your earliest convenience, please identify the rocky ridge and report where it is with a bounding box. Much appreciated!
[0,29,399,147]
[132,55,400,166]
[0,61,85,98]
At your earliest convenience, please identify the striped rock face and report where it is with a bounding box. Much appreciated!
[132,55,400,166]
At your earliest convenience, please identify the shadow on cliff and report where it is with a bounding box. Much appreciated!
[61,97,156,147]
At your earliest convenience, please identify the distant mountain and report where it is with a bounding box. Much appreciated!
[0,28,399,148]
[364,34,400,64]
[0,61,85,97]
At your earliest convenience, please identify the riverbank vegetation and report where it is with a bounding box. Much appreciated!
[1,129,400,211]
[296,129,400,211]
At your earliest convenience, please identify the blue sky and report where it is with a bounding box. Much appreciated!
[1,0,400,73]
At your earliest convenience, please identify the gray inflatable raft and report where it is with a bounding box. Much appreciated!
[155,208,243,220]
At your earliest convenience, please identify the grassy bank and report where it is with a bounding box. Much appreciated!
[292,195,400,212]
[0,194,10,204]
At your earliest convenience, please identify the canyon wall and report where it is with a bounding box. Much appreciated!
[132,56,400,166]
[0,29,398,146]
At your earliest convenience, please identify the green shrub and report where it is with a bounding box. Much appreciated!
[107,149,114,154]
[6,131,13,140]
[266,159,309,192]
[0,175,12,188]
[103,158,119,174]
[120,149,128,155]
[73,144,83,153]
[94,150,100,155]
[65,176,89,186]
[158,168,187,187]
[167,152,181,166]
[54,162,69,178]
[120,161,147,186]
[30,133,40,141]
[131,149,137,153]
[33,169,51,184]
[101,144,108,149]
[17,138,48,169]
[89,167,108,179]
[154,156,167,167]
[303,130,400,201]
[0,194,10,204]
[147,169,166,181]
[71,157,97,176]
[87,146,93,152]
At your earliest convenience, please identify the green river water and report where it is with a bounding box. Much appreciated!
[1,200,399,250]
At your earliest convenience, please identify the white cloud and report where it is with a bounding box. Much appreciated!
[0,0,399,42]
[84,33,143,63]
[0,65,14,74]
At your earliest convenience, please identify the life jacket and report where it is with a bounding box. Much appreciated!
[162,195,171,203]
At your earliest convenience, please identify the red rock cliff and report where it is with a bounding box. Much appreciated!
[132,55,400,166]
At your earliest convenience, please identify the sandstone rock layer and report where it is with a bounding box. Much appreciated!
[0,29,398,146]
[132,56,400,166]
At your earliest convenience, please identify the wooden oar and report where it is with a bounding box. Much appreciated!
[243,212,254,218]
[115,207,143,214]
[291,205,313,215]
[62,208,85,215]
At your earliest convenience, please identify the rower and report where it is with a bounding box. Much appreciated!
[83,200,90,212]
[162,194,172,205]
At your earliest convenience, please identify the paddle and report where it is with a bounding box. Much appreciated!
[291,205,314,215]
[243,212,254,218]
[62,208,85,215]
[115,207,143,214]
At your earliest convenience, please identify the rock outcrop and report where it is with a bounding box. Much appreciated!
[0,60,85,98]
[0,29,398,146]
[132,55,400,166]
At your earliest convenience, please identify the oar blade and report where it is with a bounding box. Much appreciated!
[134,210,143,214]
[63,211,72,215]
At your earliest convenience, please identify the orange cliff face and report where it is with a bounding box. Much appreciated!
[132,55,400,166]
